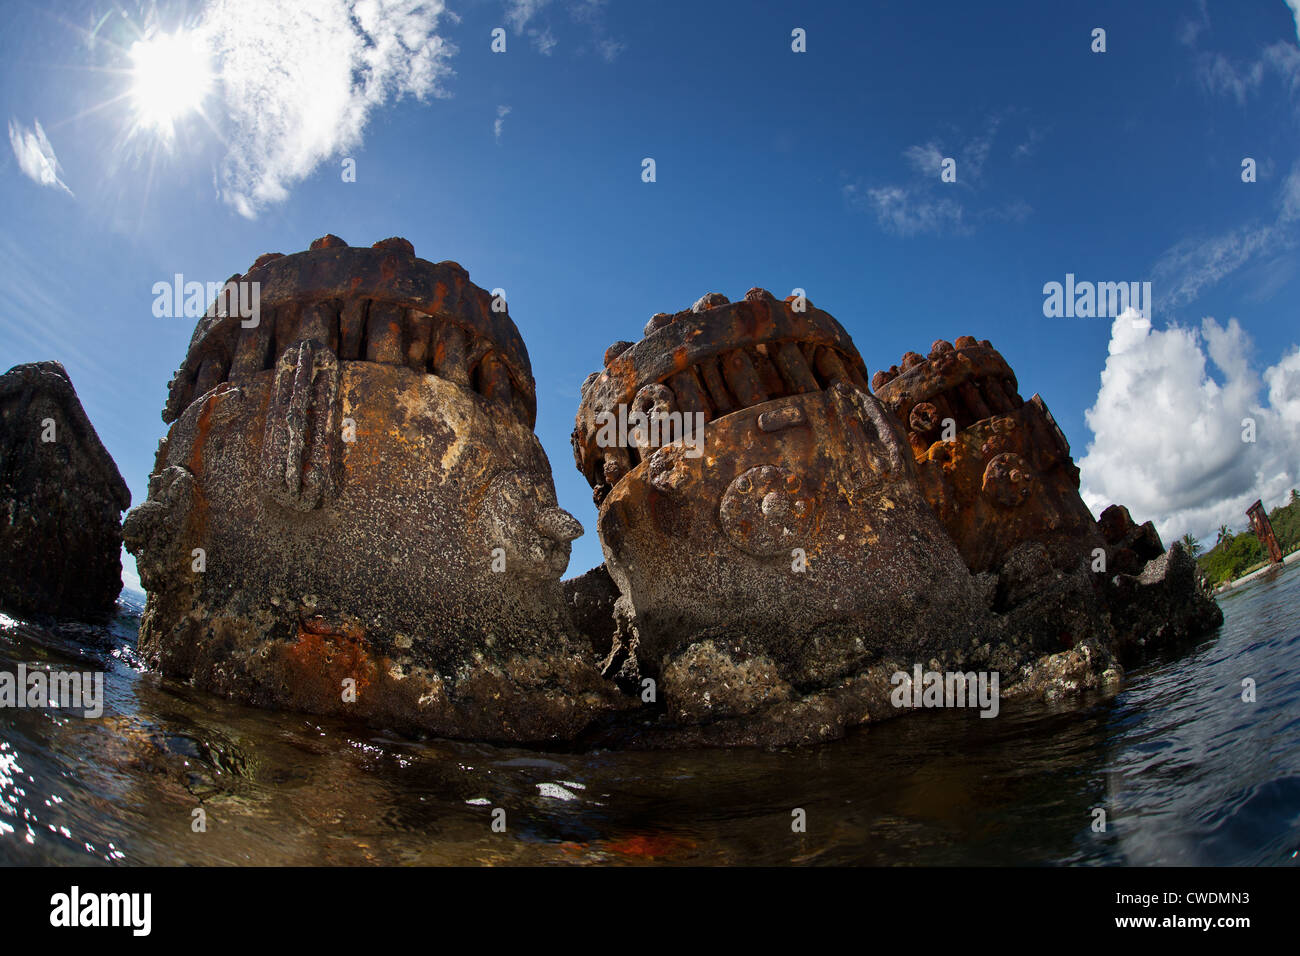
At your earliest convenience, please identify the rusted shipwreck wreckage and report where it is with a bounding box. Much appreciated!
[116,236,1221,747]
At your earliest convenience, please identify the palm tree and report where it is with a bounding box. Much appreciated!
[1180,532,1201,557]
[1216,524,1231,545]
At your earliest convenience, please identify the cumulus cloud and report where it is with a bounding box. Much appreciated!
[494,104,511,143]
[1078,309,1300,543]
[8,118,73,195]
[199,0,456,218]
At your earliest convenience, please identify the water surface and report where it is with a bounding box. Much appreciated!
[2,564,1298,865]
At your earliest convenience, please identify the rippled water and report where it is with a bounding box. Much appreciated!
[2,564,1299,866]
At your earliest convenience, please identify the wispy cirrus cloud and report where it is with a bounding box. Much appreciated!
[846,183,966,238]
[1186,0,1300,104]
[1178,0,1210,48]
[844,115,1030,237]
[1151,224,1284,311]
[8,118,73,195]
[505,0,624,61]
[1012,127,1046,161]
[494,104,512,143]
[1149,159,1300,312]
[1196,51,1265,104]
[1157,5,1300,308]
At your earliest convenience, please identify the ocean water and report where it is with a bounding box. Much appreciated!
[1,563,1298,866]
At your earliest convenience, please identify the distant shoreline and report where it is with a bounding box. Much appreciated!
[1213,549,1300,593]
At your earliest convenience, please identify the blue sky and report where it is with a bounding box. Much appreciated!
[3,0,1300,587]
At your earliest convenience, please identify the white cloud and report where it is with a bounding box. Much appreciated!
[506,0,552,32]
[903,142,944,176]
[596,37,624,62]
[1190,5,1300,106]
[1178,0,1209,48]
[1151,225,1280,310]
[494,104,511,143]
[8,118,73,195]
[571,0,622,61]
[1282,162,1300,222]
[850,184,965,237]
[532,27,557,55]
[1265,39,1300,95]
[962,118,999,181]
[1012,127,1045,160]
[199,0,456,218]
[1150,159,1300,310]
[506,0,623,61]
[847,116,1024,236]
[121,549,143,594]
[1196,51,1265,104]
[1078,309,1300,544]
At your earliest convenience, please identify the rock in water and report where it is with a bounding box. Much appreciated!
[875,338,1107,575]
[571,313,1224,746]
[573,293,990,745]
[0,361,130,621]
[124,237,626,742]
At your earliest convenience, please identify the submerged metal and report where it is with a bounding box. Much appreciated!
[570,306,1224,746]
[124,236,623,743]
[121,245,1223,748]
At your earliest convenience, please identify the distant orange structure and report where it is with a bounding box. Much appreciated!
[1246,499,1284,564]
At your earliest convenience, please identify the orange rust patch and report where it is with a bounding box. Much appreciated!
[285,624,378,698]
[671,344,690,374]
[184,390,220,536]
[603,833,697,859]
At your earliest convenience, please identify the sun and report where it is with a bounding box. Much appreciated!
[128,30,213,137]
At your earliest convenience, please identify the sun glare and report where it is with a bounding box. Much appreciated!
[129,30,212,136]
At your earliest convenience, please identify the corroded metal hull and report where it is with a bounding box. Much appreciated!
[125,237,624,742]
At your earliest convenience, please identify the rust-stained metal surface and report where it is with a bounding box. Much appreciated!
[163,235,536,430]
[1246,499,1284,564]
[124,236,625,743]
[570,310,1224,747]
[572,292,996,745]
[120,246,1225,749]
[874,337,1106,574]
[573,289,871,504]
